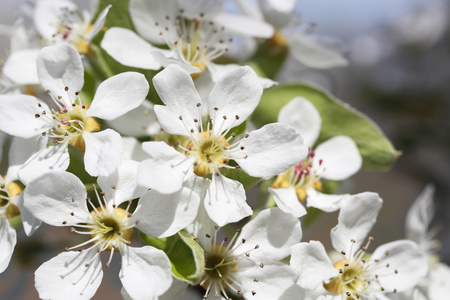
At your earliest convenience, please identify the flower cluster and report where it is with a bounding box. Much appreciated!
[0,0,448,300]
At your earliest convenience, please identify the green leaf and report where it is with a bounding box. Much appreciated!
[220,167,262,190]
[141,231,205,285]
[97,0,135,31]
[253,83,398,170]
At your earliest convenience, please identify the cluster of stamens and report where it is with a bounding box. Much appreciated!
[272,150,325,201]
[199,226,262,299]
[62,184,136,268]
[35,87,99,151]
[47,6,91,53]
[155,11,231,78]
[176,103,249,177]
[324,237,399,299]
[0,179,22,219]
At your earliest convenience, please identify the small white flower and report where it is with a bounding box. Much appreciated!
[138,64,307,226]
[0,44,149,176]
[270,97,362,217]
[290,192,428,299]
[33,0,111,54]
[24,162,201,300]
[186,207,304,299]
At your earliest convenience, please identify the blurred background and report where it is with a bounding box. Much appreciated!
[1,0,450,299]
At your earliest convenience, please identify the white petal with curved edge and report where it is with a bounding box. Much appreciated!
[122,279,188,300]
[0,218,17,273]
[121,137,149,161]
[35,248,103,300]
[214,12,274,38]
[238,263,302,300]
[87,72,149,120]
[18,143,70,186]
[205,173,252,226]
[330,192,383,252]
[120,246,172,300]
[306,188,348,213]
[234,207,302,262]
[314,136,362,181]
[371,240,428,292]
[129,0,179,44]
[151,49,201,74]
[83,129,122,177]
[97,160,147,207]
[153,65,202,136]
[107,100,160,137]
[132,184,200,238]
[258,0,297,29]
[405,184,435,244]
[208,66,262,134]
[277,96,321,148]
[37,44,84,106]
[234,123,308,178]
[234,0,263,19]
[33,0,78,39]
[6,135,46,182]
[86,5,111,42]
[269,187,307,217]
[3,49,40,85]
[23,171,90,226]
[100,27,162,70]
[290,241,337,290]
[14,193,42,236]
[429,263,450,299]
[0,94,51,138]
[139,141,191,194]
[207,62,276,89]
[289,34,348,69]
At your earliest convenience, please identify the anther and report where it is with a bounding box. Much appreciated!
[62,221,67,225]
[351,239,355,243]
[35,114,40,118]
[235,115,239,120]
[252,291,256,296]
[260,263,264,268]
[70,212,74,216]
[64,86,69,91]
[253,278,258,282]
[197,103,201,107]
[194,118,198,122]
[393,289,397,293]
[240,146,245,150]
[179,115,183,120]
[223,115,227,120]
[75,91,80,95]
[85,264,89,267]
[245,134,249,138]
[341,251,346,255]
[214,107,218,111]
[254,245,259,249]
[386,263,390,268]
[385,251,390,255]
[206,234,211,238]
[46,90,51,94]
[242,238,246,243]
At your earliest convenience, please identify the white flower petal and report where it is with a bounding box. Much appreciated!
[14,193,42,236]
[290,241,337,290]
[178,0,222,19]
[314,136,362,181]
[330,192,383,252]
[258,0,297,29]
[106,100,160,137]
[139,141,190,194]
[33,0,78,39]
[153,64,202,136]
[120,246,172,300]
[100,27,162,70]
[23,171,89,226]
[405,184,435,244]
[277,97,321,148]
[3,49,40,85]
[371,240,428,292]
[289,34,348,69]
[35,248,103,300]
[306,188,347,213]
[238,263,302,300]
[86,5,111,42]
[214,12,274,38]
[204,173,252,226]
[235,123,308,178]
[235,207,302,262]
[132,183,200,238]
[428,263,450,299]
[207,62,276,89]
[6,135,47,182]
[97,160,146,207]
[208,66,262,134]
[87,72,149,120]
[122,137,149,161]
[0,218,17,273]
[37,44,84,106]
[122,279,188,300]
[0,94,51,138]
[18,143,70,186]
[83,129,122,177]
[129,0,178,44]
[269,187,307,217]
